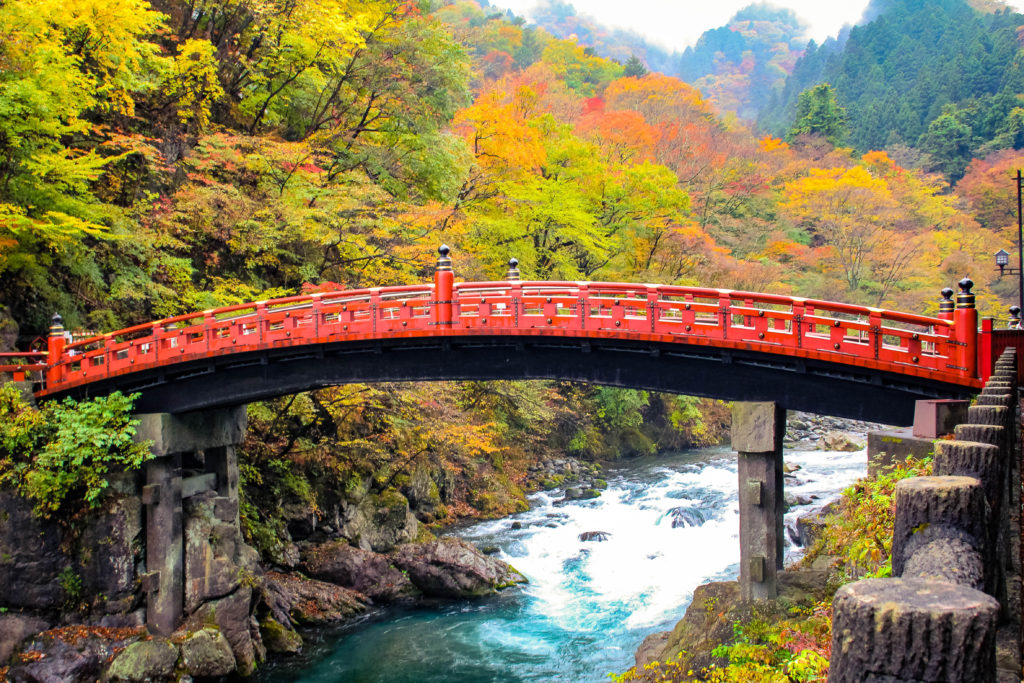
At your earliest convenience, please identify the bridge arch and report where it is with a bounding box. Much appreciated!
[49,332,971,424]
[4,248,991,423]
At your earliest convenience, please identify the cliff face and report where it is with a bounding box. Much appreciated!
[0,474,145,629]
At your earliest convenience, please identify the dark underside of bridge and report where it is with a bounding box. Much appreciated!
[50,336,976,424]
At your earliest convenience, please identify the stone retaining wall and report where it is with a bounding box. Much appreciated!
[829,349,1022,682]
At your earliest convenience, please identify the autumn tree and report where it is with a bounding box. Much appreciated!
[956,149,1024,230]
[781,165,917,303]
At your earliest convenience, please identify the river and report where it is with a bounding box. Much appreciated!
[256,445,866,682]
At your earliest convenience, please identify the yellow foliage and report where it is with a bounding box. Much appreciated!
[164,39,224,131]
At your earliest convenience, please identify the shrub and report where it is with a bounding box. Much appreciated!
[0,385,152,517]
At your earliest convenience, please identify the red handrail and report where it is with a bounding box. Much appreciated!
[26,278,979,398]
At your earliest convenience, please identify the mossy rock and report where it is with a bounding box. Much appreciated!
[180,627,236,677]
[106,639,179,682]
[260,617,303,655]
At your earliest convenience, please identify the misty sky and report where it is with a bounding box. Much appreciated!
[490,0,1024,51]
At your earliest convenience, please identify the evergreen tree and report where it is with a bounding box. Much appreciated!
[623,55,647,78]
[919,112,974,182]
[761,0,1024,156]
[788,84,848,145]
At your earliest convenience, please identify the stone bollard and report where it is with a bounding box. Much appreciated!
[933,441,1003,514]
[891,476,987,581]
[830,578,999,683]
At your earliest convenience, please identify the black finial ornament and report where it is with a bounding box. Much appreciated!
[939,287,955,314]
[49,312,64,335]
[956,277,975,309]
[436,244,452,271]
[1011,306,1022,329]
[506,257,521,281]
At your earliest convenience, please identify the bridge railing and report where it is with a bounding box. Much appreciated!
[17,260,980,396]
[453,281,959,375]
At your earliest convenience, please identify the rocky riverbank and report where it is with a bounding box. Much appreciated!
[631,556,839,675]
[0,483,527,682]
[0,410,872,681]
[783,410,882,452]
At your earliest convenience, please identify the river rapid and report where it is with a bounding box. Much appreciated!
[257,445,866,683]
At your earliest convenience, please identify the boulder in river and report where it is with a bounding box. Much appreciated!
[262,570,370,625]
[665,506,706,528]
[819,431,864,452]
[390,538,527,598]
[579,531,612,542]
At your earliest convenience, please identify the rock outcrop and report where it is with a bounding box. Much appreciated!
[185,585,263,676]
[261,570,369,625]
[301,540,417,602]
[106,639,178,683]
[637,565,833,675]
[180,627,237,678]
[391,538,527,598]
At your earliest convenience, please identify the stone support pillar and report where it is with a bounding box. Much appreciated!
[143,453,183,636]
[135,406,247,636]
[732,401,785,601]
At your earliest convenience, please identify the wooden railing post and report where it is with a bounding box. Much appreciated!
[937,287,954,322]
[954,278,978,378]
[434,245,453,328]
[45,312,66,388]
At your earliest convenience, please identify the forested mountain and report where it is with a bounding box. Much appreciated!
[760,0,1024,181]
[513,1,811,121]
[677,4,809,120]
[521,0,677,74]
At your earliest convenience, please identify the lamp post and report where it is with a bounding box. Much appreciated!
[994,171,1024,314]
[1017,169,1024,312]
[996,248,1010,277]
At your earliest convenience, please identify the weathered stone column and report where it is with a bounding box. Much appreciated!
[205,445,241,530]
[732,401,785,601]
[143,453,183,636]
[135,406,247,636]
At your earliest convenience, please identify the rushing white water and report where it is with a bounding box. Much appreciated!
[259,445,866,683]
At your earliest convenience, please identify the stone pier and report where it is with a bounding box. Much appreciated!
[732,401,785,601]
[134,406,247,636]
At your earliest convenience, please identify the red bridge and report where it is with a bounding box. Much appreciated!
[3,248,1019,423]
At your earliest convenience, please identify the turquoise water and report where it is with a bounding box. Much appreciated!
[257,447,865,682]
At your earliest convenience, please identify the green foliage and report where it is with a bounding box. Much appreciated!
[0,386,152,517]
[807,456,933,580]
[763,0,1024,158]
[623,55,647,78]
[58,566,83,605]
[918,112,973,183]
[612,613,831,682]
[788,84,847,145]
[541,39,624,96]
